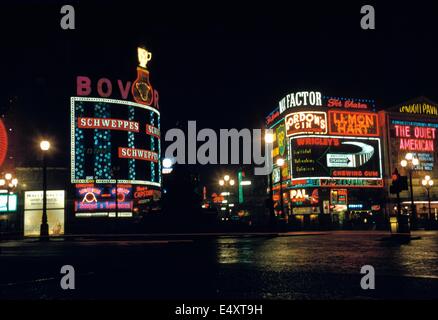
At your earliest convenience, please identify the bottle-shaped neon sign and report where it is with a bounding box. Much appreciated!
[132,46,154,106]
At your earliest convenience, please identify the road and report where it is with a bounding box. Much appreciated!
[1,231,438,299]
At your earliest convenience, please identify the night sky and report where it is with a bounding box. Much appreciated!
[1,0,438,187]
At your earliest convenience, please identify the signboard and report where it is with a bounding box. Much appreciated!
[398,102,438,116]
[292,207,321,215]
[330,189,347,205]
[279,91,323,114]
[24,190,65,210]
[71,97,161,186]
[390,119,438,172]
[24,190,65,237]
[0,194,17,212]
[74,184,133,215]
[285,111,327,136]
[290,188,319,206]
[320,179,383,188]
[290,135,383,181]
[328,110,379,137]
[326,98,370,110]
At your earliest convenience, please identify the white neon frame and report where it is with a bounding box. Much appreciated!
[70,97,161,187]
[289,135,383,181]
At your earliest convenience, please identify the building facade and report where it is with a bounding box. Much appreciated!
[266,91,386,229]
[381,97,438,227]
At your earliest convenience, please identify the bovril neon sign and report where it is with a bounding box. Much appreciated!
[75,47,159,110]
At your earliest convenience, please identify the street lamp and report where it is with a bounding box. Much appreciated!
[219,175,235,213]
[40,140,50,239]
[265,131,276,224]
[401,153,420,228]
[276,158,285,217]
[422,176,434,223]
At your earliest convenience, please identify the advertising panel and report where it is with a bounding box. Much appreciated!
[285,111,327,136]
[74,184,133,216]
[389,119,438,172]
[0,194,17,212]
[290,135,382,181]
[328,110,379,137]
[290,188,319,206]
[71,97,161,187]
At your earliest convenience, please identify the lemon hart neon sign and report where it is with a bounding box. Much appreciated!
[75,47,159,110]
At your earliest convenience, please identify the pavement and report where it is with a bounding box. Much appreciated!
[1,230,438,299]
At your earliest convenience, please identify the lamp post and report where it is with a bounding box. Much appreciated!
[276,158,285,218]
[264,132,275,222]
[40,140,50,239]
[422,175,434,223]
[401,153,420,229]
[219,175,235,214]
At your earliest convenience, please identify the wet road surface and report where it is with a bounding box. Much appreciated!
[1,231,438,299]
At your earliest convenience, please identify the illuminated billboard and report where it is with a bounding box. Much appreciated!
[0,194,17,212]
[74,183,133,217]
[285,111,327,136]
[328,110,379,137]
[290,135,383,182]
[71,97,161,186]
[389,119,438,171]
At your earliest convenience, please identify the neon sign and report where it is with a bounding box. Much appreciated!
[78,117,140,132]
[399,103,438,116]
[290,135,383,182]
[328,111,379,137]
[279,91,322,114]
[394,124,436,152]
[146,124,160,138]
[76,76,159,110]
[71,97,161,186]
[75,184,133,213]
[285,111,327,136]
[290,188,319,205]
[327,98,369,110]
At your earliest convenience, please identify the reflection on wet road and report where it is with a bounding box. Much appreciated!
[1,231,438,299]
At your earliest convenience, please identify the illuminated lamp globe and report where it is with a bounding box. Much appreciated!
[11,178,18,187]
[219,180,225,186]
[229,179,235,186]
[425,175,431,182]
[224,175,230,182]
[405,153,413,161]
[429,180,434,187]
[400,160,408,168]
[422,179,428,186]
[412,158,420,166]
[264,132,274,144]
[276,158,285,167]
[162,158,173,169]
[40,140,51,151]
[0,179,5,187]
[5,173,12,181]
